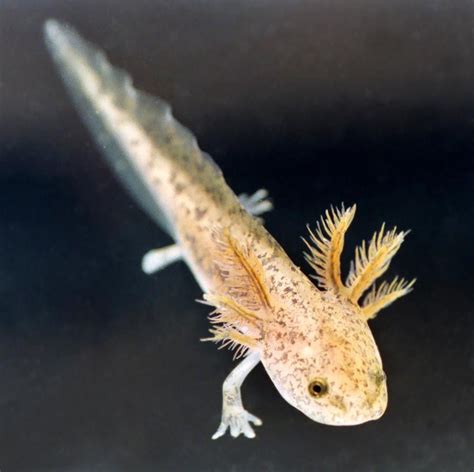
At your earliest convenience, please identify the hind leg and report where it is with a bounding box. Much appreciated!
[239,188,273,216]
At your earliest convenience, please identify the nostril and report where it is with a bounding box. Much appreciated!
[371,370,386,386]
[376,371,386,385]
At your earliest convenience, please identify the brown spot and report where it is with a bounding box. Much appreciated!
[194,207,208,220]
[184,233,196,244]
[175,182,185,194]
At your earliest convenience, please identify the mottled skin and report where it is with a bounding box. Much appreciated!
[262,290,387,425]
[155,155,388,426]
[44,19,413,439]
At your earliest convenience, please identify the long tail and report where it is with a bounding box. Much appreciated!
[43,19,222,237]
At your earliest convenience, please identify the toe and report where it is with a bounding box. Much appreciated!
[247,412,263,426]
[211,422,227,440]
[242,422,256,438]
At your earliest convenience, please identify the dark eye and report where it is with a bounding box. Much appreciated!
[308,379,328,398]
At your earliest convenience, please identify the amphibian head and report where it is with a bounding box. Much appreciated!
[261,289,388,425]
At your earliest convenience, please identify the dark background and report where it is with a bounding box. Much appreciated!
[1,1,473,471]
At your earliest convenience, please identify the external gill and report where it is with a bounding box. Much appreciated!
[361,276,416,319]
[303,205,356,292]
[345,224,410,303]
[200,294,263,359]
[303,204,415,320]
[200,229,272,358]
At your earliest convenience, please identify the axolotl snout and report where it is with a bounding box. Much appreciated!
[44,19,413,439]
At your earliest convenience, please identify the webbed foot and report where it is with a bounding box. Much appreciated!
[212,406,262,439]
[212,351,262,439]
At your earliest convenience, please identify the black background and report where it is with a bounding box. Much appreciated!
[1,1,473,471]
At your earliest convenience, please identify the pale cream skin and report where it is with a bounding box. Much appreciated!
[44,20,414,439]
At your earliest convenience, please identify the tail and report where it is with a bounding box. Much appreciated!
[43,19,222,237]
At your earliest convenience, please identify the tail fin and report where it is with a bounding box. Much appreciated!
[43,19,221,237]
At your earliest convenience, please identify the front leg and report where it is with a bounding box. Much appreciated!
[212,350,262,439]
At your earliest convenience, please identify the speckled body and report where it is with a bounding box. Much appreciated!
[136,119,388,425]
[161,144,387,421]
[44,19,414,434]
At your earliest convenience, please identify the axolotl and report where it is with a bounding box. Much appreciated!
[44,20,415,439]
